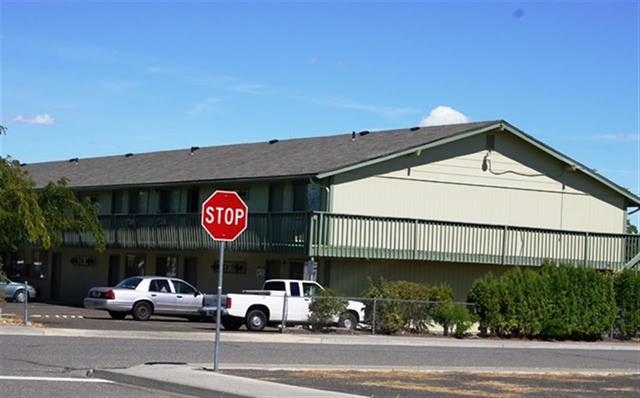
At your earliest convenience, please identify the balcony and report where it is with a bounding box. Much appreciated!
[61,212,639,271]
[309,213,639,271]
[63,212,310,255]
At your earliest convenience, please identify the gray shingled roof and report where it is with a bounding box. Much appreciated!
[24,121,500,189]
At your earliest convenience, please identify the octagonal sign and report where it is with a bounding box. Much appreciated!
[201,190,248,241]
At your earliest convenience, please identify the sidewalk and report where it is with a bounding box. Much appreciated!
[94,363,367,398]
[1,324,638,351]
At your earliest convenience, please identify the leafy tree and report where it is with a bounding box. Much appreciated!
[627,219,638,235]
[0,157,105,276]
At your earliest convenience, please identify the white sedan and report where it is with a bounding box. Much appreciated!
[84,276,204,321]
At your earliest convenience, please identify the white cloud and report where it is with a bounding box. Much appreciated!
[419,106,470,127]
[187,97,220,116]
[11,114,55,125]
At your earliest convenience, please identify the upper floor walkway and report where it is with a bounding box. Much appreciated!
[62,212,639,271]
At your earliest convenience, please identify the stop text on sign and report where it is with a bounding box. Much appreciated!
[200,190,249,242]
[203,207,246,226]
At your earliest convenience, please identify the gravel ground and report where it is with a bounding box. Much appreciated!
[226,370,640,398]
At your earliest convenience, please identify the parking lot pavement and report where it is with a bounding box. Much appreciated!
[1,302,222,332]
[225,369,640,398]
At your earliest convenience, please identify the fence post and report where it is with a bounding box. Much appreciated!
[23,281,29,326]
[280,293,288,333]
[372,297,377,335]
[501,225,508,265]
[583,232,589,267]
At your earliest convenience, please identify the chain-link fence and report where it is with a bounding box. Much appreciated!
[306,295,477,337]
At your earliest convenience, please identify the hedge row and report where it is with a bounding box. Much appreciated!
[613,269,640,338]
[467,262,632,340]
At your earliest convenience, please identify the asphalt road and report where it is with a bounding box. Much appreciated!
[2,302,640,397]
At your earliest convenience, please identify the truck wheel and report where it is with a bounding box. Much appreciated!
[132,302,152,321]
[339,312,357,330]
[222,316,243,331]
[245,309,267,331]
[108,311,127,320]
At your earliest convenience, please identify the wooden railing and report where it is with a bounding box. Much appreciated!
[308,212,639,271]
[60,212,639,270]
[64,212,309,255]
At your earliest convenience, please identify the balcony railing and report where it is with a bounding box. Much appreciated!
[61,211,639,270]
[64,212,309,255]
[308,212,639,271]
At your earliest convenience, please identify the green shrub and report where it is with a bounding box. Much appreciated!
[469,262,616,340]
[468,273,502,336]
[433,302,475,337]
[362,278,454,335]
[540,263,615,340]
[308,288,347,331]
[614,269,640,338]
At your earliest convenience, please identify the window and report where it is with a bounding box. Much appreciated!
[115,277,143,289]
[264,281,285,291]
[129,190,149,214]
[7,251,26,280]
[172,280,196,294]
[112,191,125,214]
[289,282,300,297]
[293,182,307,211]
[159,190,180,213]
[186,188,200,213]
[156,255,178,277]
[125,254,146,277]
[268,183,284,212]
[31,250,47,279]
[150,279,171,293]
[303,282,321,297]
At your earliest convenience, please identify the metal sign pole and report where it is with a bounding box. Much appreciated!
[213,241,225,372]
[23,281,29,326]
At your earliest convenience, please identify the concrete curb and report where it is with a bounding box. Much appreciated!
[1,325,639,351]
[94,363,366,398]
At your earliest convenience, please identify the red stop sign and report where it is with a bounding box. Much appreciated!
[201,190,248,241]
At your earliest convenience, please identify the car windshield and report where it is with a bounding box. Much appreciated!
[115,277,143,289]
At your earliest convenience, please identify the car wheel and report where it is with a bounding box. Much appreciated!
[222,316,243,331]
[108,311,127,320]
[132,302,153,321]
[245,309,267,331]
[13,290,26,303]
[339,311,357,330]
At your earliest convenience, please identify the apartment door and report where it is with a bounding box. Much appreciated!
[108,255,120,286]
[289,261,304,280]
[265,260,281,280]
[183,257,198,286]
[50,253,62,301]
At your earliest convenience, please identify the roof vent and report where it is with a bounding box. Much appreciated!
[69,157,79,163]
[190,146,200,154]
[410,126,420,131]
[125,153,134,157]
[268,139,279,144]
[358,130,370,136]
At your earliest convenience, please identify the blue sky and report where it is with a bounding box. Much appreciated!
[1,1,639,214]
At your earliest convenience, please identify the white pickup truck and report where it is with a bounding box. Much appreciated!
[200,279,366,331]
